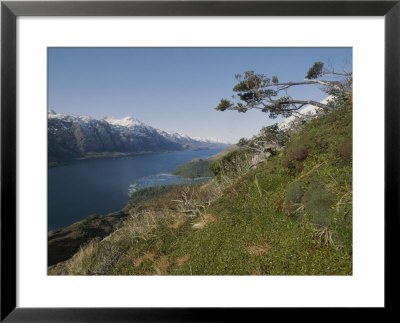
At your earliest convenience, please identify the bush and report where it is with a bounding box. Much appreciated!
[301,181,335,226]
[171,159,213,179]
[209,150,249,178]
[285,175,336,225]
[283,141,310,170]
[123,185,176,213]
[336,138,352,160]
[287,144,309,162]
[285,181,306,216]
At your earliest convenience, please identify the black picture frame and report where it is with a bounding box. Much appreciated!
[1,0,399,321]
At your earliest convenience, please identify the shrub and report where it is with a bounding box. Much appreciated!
[283,137,313,168]
[285,181,306,216]
[336,138,352,160]
[301,181,335,226]
[123,185,176,213]
[285,175,336,225]
[209,150,249,178]
[171,159,213,179]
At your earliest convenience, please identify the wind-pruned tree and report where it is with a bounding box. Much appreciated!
[215,61,352,119]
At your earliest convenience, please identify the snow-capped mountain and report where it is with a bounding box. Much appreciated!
[192,136,230,144]
[278,95,333,130]
[48,110,228,164]
[104,116,144,128]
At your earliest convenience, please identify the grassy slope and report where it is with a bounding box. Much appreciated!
[171,159,213,179]
[170,145,239,179]
[50,101,352,276]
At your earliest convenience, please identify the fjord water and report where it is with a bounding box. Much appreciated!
[48,148,222,230]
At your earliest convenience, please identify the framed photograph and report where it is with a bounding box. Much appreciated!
[1,0,399,321]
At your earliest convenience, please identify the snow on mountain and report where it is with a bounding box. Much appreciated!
[192,136,231,144]
[104,116,145,128]
[48,110,228,163]
[278,95,333,130]
[48,110,93,125]
[49,111,227,143]
[165,132,191,140]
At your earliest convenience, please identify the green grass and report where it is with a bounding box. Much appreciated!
[171,158,213,179]
[123,185,177,212]
[50,99,352,276]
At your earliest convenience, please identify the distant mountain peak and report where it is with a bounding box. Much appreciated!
[192,136,232,144]
[47,110,93,123]
[104,116,145,128]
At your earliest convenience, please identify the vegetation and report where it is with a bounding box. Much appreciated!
[171,158,214,179]
[122,185,177,213]
[49,97,352,276]
[215,61,352,118]
[48,211,126,267]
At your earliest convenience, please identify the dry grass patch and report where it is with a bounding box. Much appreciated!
[48,261,69,275]
[192,214,217,229]
[251,268,264,275]
[314,225,335,246]
[134,252,155,268]
[248,242,272,256]
[154,256,171,275]
[168,216,188,230]
[176,254,190,266]
[64,239,99,275]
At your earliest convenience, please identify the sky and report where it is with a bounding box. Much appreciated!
[48,47,352,143]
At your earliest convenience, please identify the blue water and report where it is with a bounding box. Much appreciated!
[48,148,222,230]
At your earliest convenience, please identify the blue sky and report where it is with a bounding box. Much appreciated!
[48,47,352,143]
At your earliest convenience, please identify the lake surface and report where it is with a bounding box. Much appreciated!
[48,148,222,230]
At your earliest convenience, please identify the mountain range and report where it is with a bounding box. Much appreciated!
[48,110,228,165]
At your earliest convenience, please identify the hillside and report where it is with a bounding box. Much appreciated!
[49,99,352,275]
[170,158,213,179]
[170,145,238,179]
[48,211,127,267]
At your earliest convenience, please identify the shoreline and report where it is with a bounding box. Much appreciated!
[48,146,228,168]
[48,210,127,267]
[47,147,229,267]
[48,175,213,234]
[47,179,204,267]
[48,148,226,231]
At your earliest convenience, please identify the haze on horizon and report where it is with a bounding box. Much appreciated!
[48,47,352,143]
